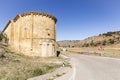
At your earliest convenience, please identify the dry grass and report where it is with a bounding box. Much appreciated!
[0,43,62,80]
[66,47,120,58]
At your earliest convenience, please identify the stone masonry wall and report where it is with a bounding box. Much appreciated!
[3,12,57,57]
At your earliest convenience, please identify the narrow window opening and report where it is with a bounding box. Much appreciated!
[48,33,50,36]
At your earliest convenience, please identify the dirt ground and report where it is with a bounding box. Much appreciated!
[65,47,120,58]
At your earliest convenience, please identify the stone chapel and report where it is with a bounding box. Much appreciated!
[3,12,57,57]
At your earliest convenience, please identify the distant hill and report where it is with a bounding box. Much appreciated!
[57,31,120,47]
[57,40,80,47]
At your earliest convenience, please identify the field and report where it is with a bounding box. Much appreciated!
[66,47,120,58]
[0,43,63,80]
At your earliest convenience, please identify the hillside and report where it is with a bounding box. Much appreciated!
[0,42,62,80]
[57,31,120,47]
[57,40,80,47]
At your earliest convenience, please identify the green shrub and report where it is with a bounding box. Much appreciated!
[0,32,9,43]
[109,39,115,44]
[32,68,44,76]
[0,49,5,58]
[102,40,107,45]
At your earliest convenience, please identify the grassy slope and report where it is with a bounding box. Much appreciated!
[0,43,62,80]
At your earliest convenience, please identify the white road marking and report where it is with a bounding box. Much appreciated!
[73,64,76,80]
[69,60,76,80]
[61,55,77,80]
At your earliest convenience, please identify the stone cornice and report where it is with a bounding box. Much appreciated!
[13,12,57,23]
[3,12,57,32]
[2,20,12,32]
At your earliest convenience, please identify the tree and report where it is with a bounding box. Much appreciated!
[83,43,89,47]
[93,43,97,47]
[90,40,94,46]
[109,39,114,44]
[102,40,106,45]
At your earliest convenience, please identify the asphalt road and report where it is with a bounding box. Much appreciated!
[68,54,120,80]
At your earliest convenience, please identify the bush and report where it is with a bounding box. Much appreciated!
[82,43,89,47]
[102,32,113,36]
[0,32,3,41]
[109,39,115,44]
[0,32,9,43]
[90,40,94,46]
[0,49,5,58]
[102,40,107,45]
[32,68,44,76]
[93,43,97,47]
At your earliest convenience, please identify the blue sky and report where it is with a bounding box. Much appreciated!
[0,0,120,41]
